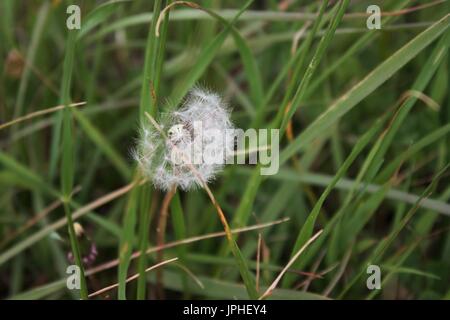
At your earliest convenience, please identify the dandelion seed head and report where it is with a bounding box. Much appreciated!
[135,88,234,191]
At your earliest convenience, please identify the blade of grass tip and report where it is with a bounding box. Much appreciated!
[259,230,323,300]
[60,28,88,299]
[144,112,258,299]
[338,165,449,298]
[280,13,450,164]
[165,0,255,106]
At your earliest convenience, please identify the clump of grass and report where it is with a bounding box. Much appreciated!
[1,0,450,300]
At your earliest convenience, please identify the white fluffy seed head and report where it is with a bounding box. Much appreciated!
[134,88,235,191]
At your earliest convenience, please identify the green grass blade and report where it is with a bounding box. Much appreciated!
[118,178,140,299]
[60,29,88,300]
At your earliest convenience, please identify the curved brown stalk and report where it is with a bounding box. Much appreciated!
[155,184,177,298]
